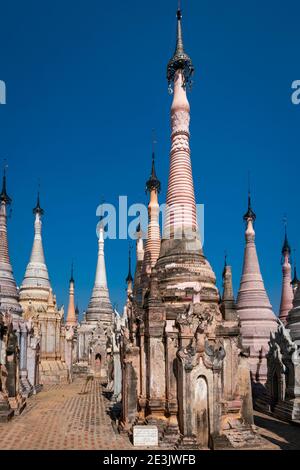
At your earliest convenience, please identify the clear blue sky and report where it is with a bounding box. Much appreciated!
[0,0,299,317]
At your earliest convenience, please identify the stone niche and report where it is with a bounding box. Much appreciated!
[0,313,26,420]
[265,321,300,423]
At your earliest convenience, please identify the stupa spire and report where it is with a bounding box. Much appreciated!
[20,190,50,299]
[94,225,107,288]
[222,254,234,303]
[0,164,12,205]
[0,166,22,317]
[237,190,277,383]
[0,165,11,266]
[144,138,161,274]
[163,5,198,241]
[85,224,113,325]
[157,2,218,304]
[291,250,299,293]
[220,254,237,321]
[167,4,194,92]
[33,185,44,216]
[136,223,144,262]
[66,262,77,325]
[279,220,293,324]
[126,245,133,293]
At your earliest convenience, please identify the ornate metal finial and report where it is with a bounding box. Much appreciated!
[243,173,256,222]
[146,130,161,193]
[33,181,44,216]
[126,243,133,284]
[0,160,12,205]
[167,3,194,93]
[70,260,74,283]
[282,215,291,256]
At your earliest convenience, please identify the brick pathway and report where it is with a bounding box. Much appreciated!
[0,378,132,450]
[0,379,299,450]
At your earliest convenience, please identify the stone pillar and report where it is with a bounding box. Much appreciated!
[237,350,254,425]
[119,342,139,432]
[64,327,74,383]
[0,316,14,422]
[60,327,66,362]
[19,325,33,397]
[176,321,197,447]
[164,321,180,444]
[6,326,26,415]
[137,322,147,421]
[27,334,42,394]
[113,344,122,401]
[145,324,166,431]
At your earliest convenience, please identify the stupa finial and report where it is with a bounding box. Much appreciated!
[146,130,161,193]
[33,182,44,216]
[282,215,291,256]
[0,160,11,205]
[70,260,74,283]
[243,173,256,222]
[167,1,194,92]
[126,243,133,284]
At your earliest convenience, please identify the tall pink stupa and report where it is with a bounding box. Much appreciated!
[143,149,161,276]
[236,193,277,385]
[66,263,77,326]
[279,226,294,324]
[157,8,218,302]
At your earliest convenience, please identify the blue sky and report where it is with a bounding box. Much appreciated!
[0,0,299,317]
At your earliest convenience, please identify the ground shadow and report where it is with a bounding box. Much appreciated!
[254,413,300,450]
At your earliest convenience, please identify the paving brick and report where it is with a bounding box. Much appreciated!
[0,378,132,450]
[0,378,299,450]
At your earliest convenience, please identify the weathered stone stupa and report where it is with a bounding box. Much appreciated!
[19,193,68,384]
[65,264,77,326]
[120,7,261,449]
[0,170,31,417]
[279,227,294,324]
[77,225,113,380]
[220,256,238,322]
[64,265,78,381]
[236,195,278,386]
[143,150,161,276]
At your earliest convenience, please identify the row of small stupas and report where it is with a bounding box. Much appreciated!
[0,172,83,422]
[116,6,300,448]
[0,160,122,422]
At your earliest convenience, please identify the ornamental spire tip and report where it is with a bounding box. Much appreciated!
[243,174,256,222]
[282,216,291,256]
[0,161,12,205]
[146,134,161,193]
[70,261,74,284]
[167,3,194,92]
[33,183,44,216]
[126,244,133,284]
